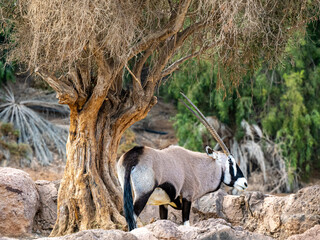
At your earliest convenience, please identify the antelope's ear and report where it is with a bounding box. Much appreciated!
[205,145,217,159]
[205,146,213,155]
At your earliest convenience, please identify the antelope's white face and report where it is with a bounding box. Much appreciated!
[205,146,248,191]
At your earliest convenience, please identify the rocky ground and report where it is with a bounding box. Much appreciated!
[0,167,319,240]
[1,86,320,239]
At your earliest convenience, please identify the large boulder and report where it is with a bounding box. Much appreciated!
[33,180,60,234]
[192,186,320,239]
[0,167,40,237]
[287,225,320,240]
[40,229,137,240]
[192,189,227,222]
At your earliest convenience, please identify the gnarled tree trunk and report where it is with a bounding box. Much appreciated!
[32,1,203,235]
[51,85,157,235]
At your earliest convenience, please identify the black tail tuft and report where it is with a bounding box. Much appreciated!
[123,170,136,231]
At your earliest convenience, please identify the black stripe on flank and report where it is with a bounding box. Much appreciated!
[158,182,177,202]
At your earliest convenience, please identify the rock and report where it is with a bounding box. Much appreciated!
[189,218,273,240]
[15,219,270,240]
[192,186,320,239]
[287,225,320,240]
[33,180,60,234]
[140,220,182,239]
[131,219,273,240]
[40,229,137,240]
[192,189,227,223]
[0,167,39,237]
[139,204,186,225]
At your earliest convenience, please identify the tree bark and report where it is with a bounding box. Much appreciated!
[51,92,157,236]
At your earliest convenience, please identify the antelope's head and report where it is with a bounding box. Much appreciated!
[181,93,248,191]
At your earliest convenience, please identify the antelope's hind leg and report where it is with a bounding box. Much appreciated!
[130,165,155,220]
[133,191,154,218]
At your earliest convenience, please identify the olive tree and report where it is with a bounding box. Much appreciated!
[1,0,319,236]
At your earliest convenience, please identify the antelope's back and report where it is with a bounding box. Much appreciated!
[140,146,216,200]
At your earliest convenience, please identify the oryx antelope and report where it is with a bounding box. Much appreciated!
[117,93,248,231]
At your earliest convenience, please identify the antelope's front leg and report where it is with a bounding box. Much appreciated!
[159,204,168,219]
[182,198,191,226]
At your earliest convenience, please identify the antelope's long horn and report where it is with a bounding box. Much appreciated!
[180,92,230,156]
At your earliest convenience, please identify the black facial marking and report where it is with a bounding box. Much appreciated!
[235,164,245,178]
[225,157,245,187]
[158,182,177,202]
[122,146,144,172]
[228,159,235,186]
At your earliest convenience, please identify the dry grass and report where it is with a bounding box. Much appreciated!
[1,0,320,86]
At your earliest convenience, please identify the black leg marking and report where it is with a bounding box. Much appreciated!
[134,191,154,217]
[182,198,192,224]
[159,205,168,219]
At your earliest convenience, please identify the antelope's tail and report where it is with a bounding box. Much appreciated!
[123,168,136,231]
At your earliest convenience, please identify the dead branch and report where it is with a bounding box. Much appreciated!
[35,68,78,105]
[125,64,142,91]
[132,43,157,84]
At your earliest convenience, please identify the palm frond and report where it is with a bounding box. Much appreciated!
[0,85,68,165]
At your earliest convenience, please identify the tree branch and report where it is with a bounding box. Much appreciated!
[125,64,142,91]
[160,52,200,78]
[128,0,192,60]
[80,40,114,116]
[160,42,214,79]
[176,20,207,46]
[35,68,78,105]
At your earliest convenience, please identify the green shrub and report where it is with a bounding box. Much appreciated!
[161,22,320,185]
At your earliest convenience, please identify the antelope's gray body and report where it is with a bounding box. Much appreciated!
[117,145,223,204]
[117,145,247,231]
[117,93,247,231]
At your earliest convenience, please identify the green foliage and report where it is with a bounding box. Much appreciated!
[0,122,19,139]
[0,16,15,87]
[0,121,32,161]
[161,22,320,183]
[0,140,31,158]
